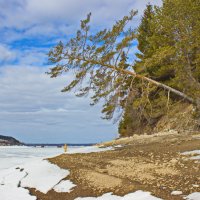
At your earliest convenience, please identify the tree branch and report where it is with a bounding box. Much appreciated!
[69,55,195,104]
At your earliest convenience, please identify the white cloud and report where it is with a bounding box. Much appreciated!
[0,0,162,38]
[0,44,16,62]
[17,47,49,66]
[0,44,49,66]
[0,0,162,143]
[0,65,117,143]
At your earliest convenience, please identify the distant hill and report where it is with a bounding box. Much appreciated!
[0,135,22,146]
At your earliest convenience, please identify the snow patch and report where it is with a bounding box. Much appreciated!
[0,185,36,200]
[114,145,123,148]
[20,160,69,194]
[53,180,76,193]
[0,146,64,170]
[184,192,200,200]
[75,191,162,200]
[0,167,26,186]
[171,191,183,195]
[182,150,200,155]
[0,146,112,200]
[0,167,36,200]
[190,155,200,160]
[181,150,200,161]
[0,160,69,199]
[67,146,113,154]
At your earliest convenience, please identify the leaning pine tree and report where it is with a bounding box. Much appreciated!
[48,0,200,132]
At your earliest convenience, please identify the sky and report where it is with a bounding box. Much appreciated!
[0,0,162,143]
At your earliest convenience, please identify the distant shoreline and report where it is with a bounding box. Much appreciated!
[0,135,22,146]
[25,143,96,147]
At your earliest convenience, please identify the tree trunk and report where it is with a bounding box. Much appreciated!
[71,56,195,104]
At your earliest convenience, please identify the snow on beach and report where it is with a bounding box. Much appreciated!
[180,150,200,200]
[20,160,69,194]
[0,160,70,199]
[67,145,113,154]
[0,146,68,200]
[185,193,200,200]
[181,150,200,161]
[0,146,199,200]
[75,191,162,200]
[75,192,200,200]
[0,146,113,200]
[54,180,76,193]
[0,146,64,170]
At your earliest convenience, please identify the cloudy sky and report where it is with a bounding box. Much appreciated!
[0,0,162,143]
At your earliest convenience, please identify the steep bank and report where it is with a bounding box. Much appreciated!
[119,102,199,137]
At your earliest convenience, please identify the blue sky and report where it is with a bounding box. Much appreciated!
[0,0,162,143]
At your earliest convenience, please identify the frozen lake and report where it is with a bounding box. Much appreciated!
[0,145,112,171]
[0,146,65,170]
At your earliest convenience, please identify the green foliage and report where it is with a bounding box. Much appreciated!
[120,0,200,136]
[48,10,138,120]
[48,0,200,137]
